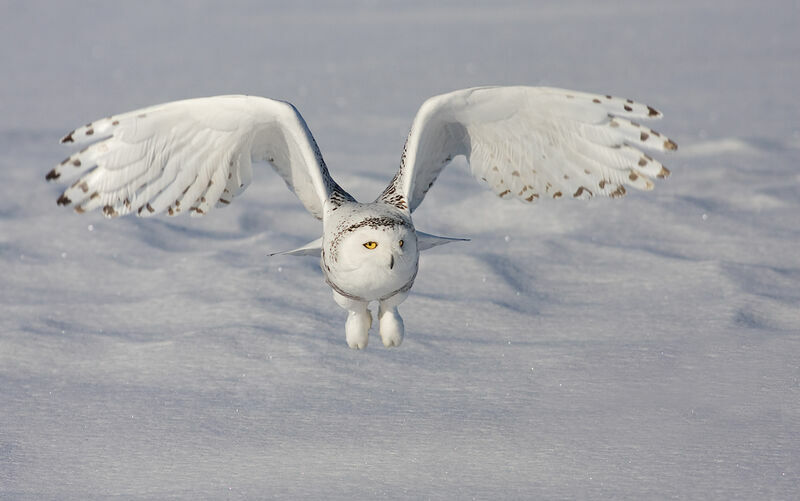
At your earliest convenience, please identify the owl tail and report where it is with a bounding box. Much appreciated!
[416,231,469,251]
[268,237,323,257]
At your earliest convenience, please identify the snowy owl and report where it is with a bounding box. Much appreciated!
[47,86,676,349]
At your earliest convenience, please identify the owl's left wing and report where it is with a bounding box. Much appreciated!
[48,95,351,219]
[379,86,677,212]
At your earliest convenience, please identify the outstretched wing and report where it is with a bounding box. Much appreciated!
[47,95,353,219]
[379,86,677,212]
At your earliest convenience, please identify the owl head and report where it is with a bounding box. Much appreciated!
[335,217,417,272]
[323,212,418,300]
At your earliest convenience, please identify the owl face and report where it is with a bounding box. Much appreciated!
[340,224,416,271]
[324,213,419,301]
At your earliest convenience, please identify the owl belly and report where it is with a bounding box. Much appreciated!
[322,255,417,301]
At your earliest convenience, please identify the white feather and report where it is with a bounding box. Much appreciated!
[49,95,352,218]
[383,86,675,211]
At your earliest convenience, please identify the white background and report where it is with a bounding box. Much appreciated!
[1,1,798,498]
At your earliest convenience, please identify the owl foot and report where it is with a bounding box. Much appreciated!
[332,290,373,349]
[345,308,372,349]
[378,291,408,348]
[378,306,404,347]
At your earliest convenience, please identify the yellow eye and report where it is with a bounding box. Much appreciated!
[363,241,378,249]
[399,240,404,247]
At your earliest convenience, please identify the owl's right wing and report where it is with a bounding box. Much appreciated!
[379,86,676,212]
[47,95,353,219]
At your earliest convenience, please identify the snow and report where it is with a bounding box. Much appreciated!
[2,1,799,498]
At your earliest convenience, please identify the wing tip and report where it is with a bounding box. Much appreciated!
[60,130,75,144]
[136,203,157,217]
[102,205,120,218]
[609,185,627,198]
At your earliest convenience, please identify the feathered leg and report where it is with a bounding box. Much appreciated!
[332,290,372,349]
[378,291,408,347]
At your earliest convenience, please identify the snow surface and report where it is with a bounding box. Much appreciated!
[2,1,799,498]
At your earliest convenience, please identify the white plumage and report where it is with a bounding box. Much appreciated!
[51,96,348,218]
[48,86,677,348]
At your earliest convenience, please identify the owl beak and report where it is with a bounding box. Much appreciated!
[389,255,394,269]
